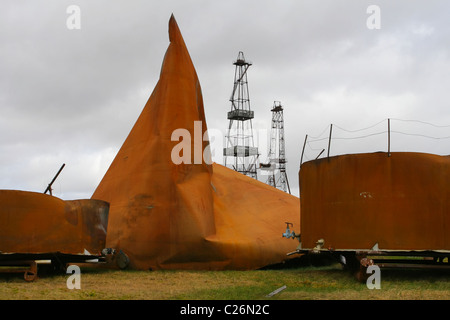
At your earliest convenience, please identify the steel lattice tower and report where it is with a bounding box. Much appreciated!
[223,51,258,179]
[260,101,291,193]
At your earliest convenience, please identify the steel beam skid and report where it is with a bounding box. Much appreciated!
[293,247,450,282]
[0,249,126,281]
[0,260,38,282]
[345,250,450,282]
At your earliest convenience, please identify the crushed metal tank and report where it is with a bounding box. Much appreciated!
[0,190,110,280]
[0,190,109,255]
[91,15,300,271]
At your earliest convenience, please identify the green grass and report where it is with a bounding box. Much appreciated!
[0,259,449,300]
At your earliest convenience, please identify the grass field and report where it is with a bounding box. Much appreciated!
[0,256,449,300]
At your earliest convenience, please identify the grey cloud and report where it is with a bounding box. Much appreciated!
[1,0,449,199]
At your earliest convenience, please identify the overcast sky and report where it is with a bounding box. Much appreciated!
[1,0,449,199]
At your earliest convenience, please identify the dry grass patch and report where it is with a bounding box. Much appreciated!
[0,261,449,300]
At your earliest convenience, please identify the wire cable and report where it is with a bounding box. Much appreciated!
[333,118,387,133]
[332,131,387,140]
[391,131,450,140]
[390,118,450,128]
[304,118,450,159]
[307,124,331,140]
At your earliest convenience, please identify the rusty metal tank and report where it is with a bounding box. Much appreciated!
[298,152,450,253]
[0,190,109,257]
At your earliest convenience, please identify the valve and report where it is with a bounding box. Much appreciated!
[282,222,298,240]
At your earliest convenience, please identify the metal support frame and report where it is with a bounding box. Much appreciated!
[224,51,258,179]
[265,101,291,193]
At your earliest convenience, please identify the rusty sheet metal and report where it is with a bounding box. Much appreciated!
[299,152,450,252]
[91,15,300,270]
[0,190,109,255]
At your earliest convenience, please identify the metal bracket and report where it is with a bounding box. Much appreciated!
[312,239,325,253]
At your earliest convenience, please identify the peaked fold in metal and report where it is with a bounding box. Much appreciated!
[92,15,300,270]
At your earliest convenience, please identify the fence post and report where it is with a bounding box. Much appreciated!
[300,134,308,166]
[316,149,325,159]
[388,118,391,157]
[327,124,333,158]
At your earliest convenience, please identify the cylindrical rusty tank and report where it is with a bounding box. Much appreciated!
[0,190,109,256]
[299,152,450,253]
